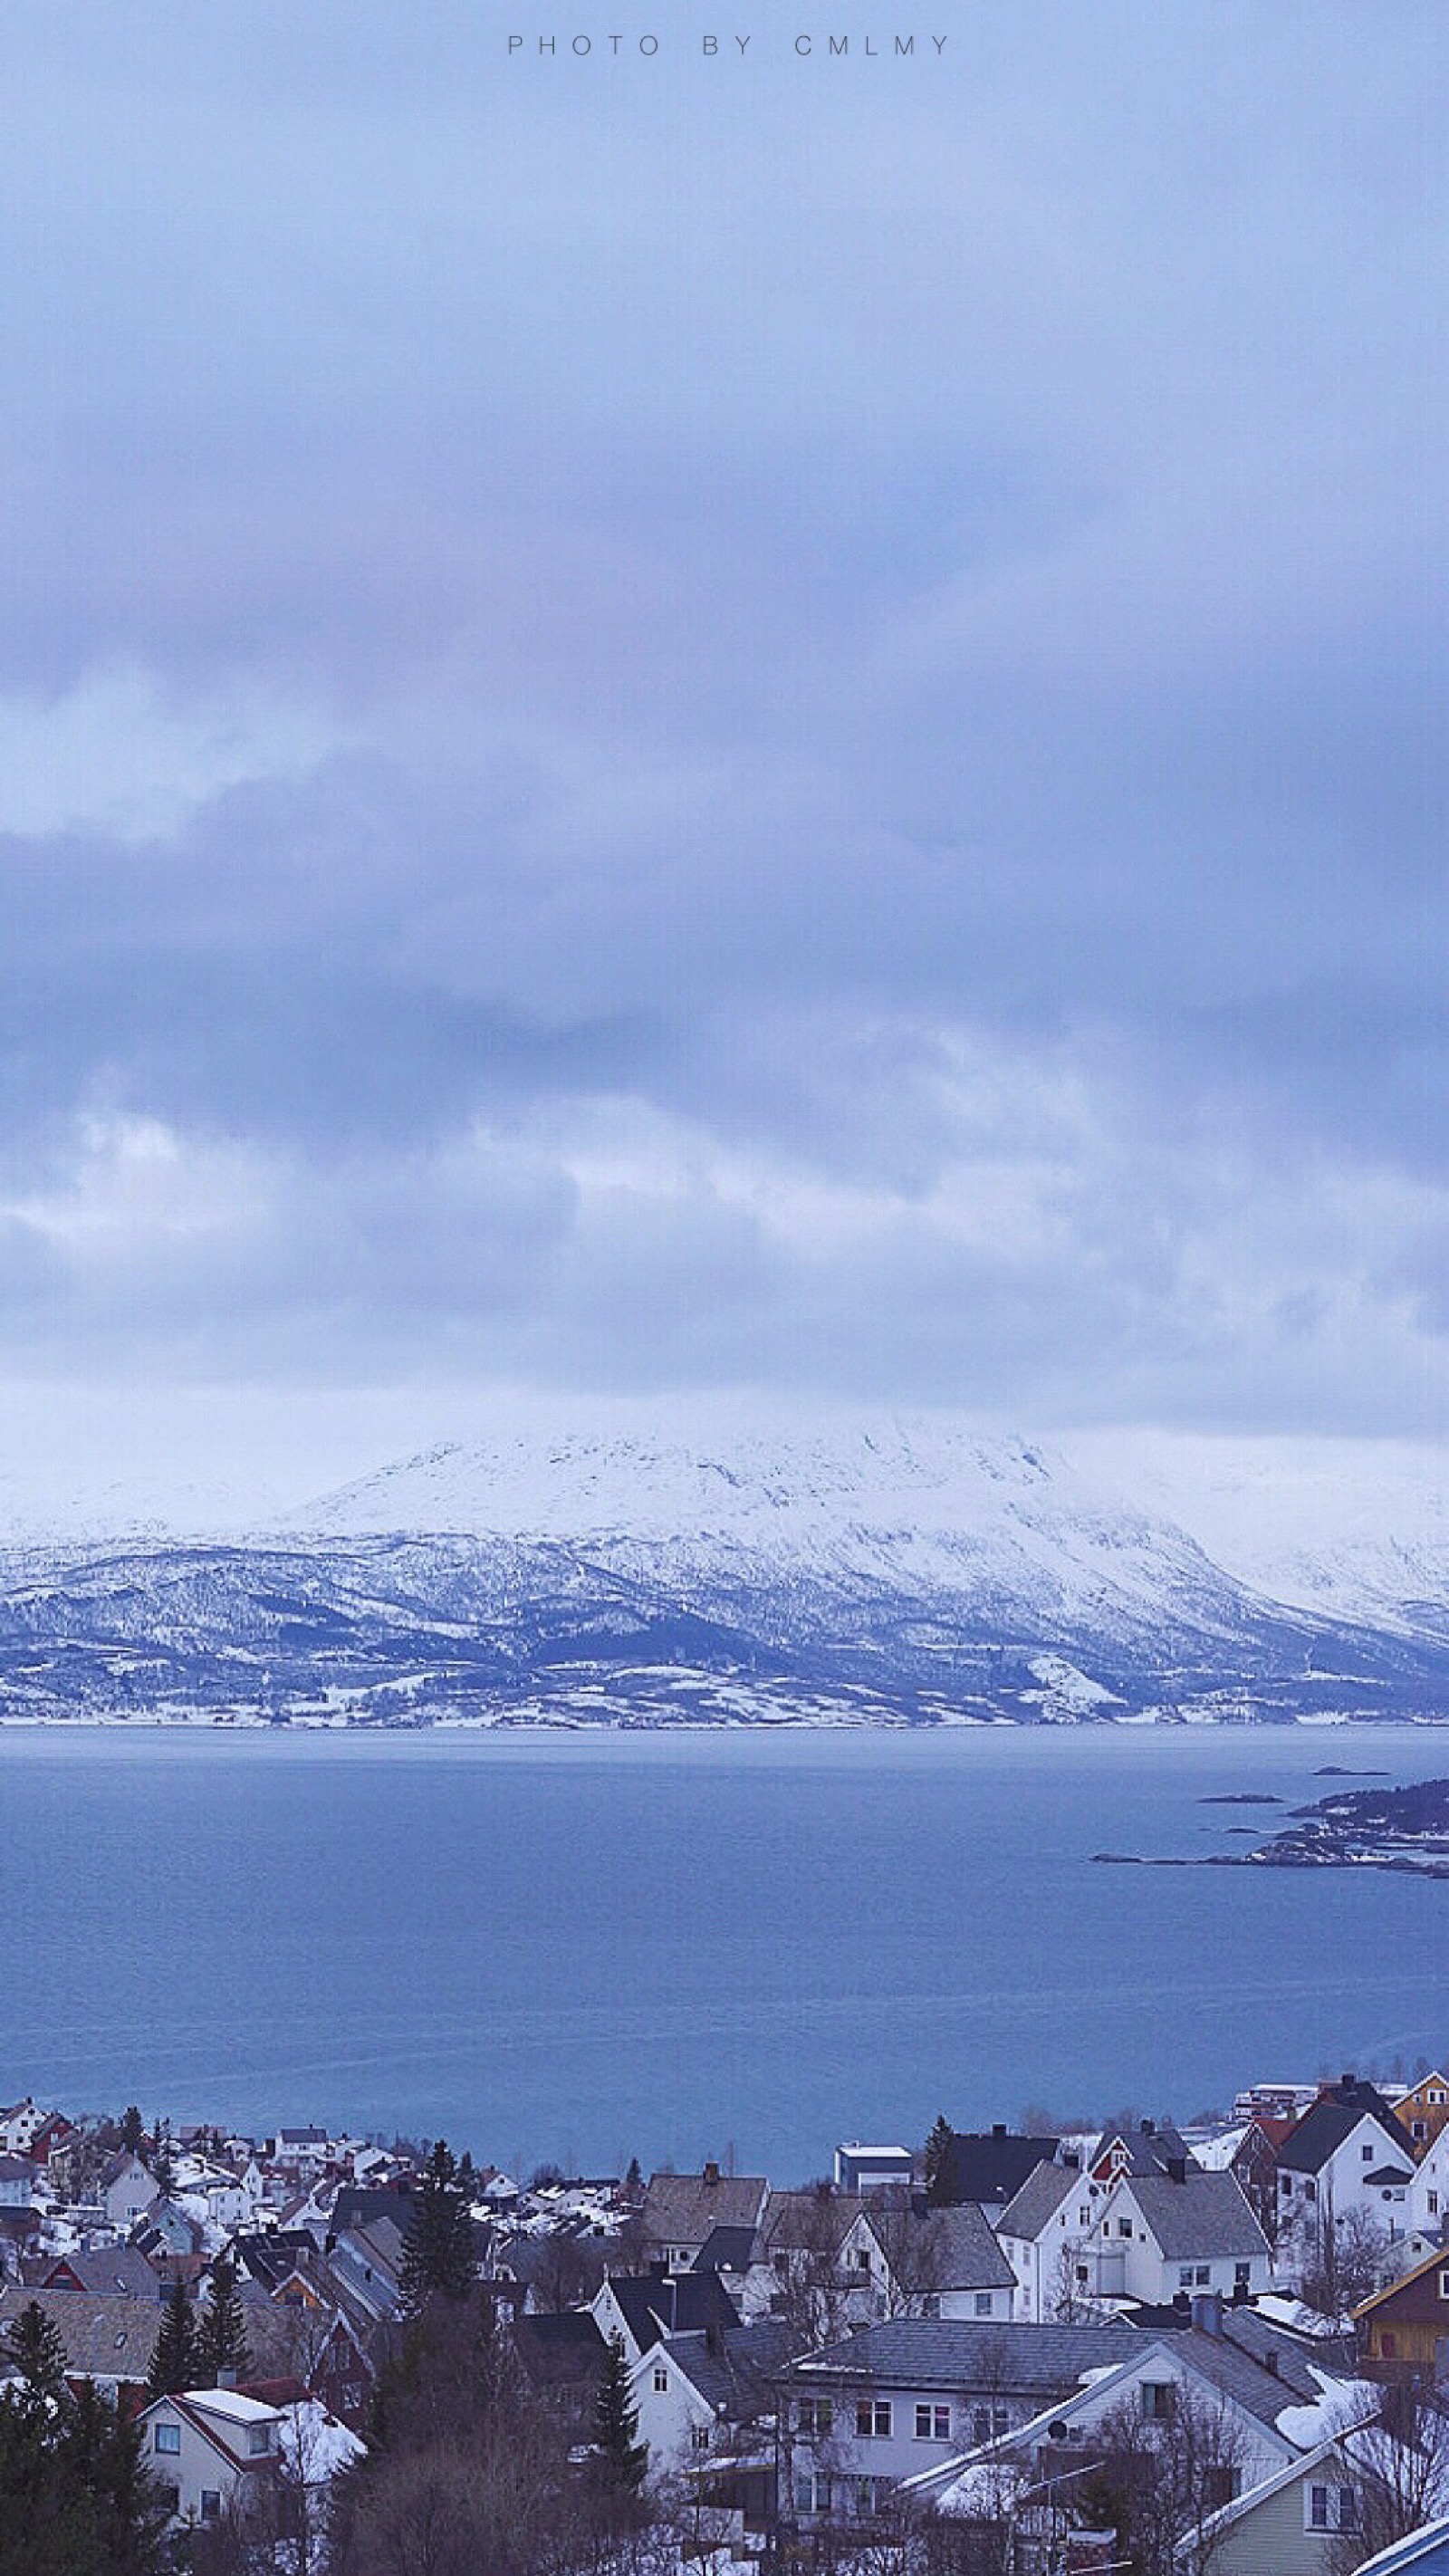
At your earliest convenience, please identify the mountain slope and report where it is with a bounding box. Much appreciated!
[0,1423,1444,1726]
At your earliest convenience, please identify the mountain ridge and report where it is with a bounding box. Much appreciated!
[0,1422,1445,1727]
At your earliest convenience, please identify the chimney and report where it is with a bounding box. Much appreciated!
[992,2124,1007,2139]
[217,2365,238,2389]
[703,2161,720,2187]
[1166,2155,1187,2185]
[1341,2073,1357,2095]
[1191,2292,1223,2339]
[1140,2119,1155,2137]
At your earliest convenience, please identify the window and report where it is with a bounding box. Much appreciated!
[201,2493,222,2523]
[973,2408,990,2444]
[154,2423,181,2456]
[1440,2270,1449,2301]
[1234,2263,1252,2287]
[856,2400,891,2439]
[1195,2266,1211,2287]
[794,2471,832,2514]
[1429,2193,1439,2216]
[1307,2485,1358,2533]
[247,2425,272,2456]
[692,2424,710,2453]
[798,2397,833,2436]
[974,2293,993,2317]
[653,2368,668,2394]
[1178,2266,1195,2288]
[1141,2382,1176,2422]
[1118,2219,1132,2238]
[1362,2143,1374,2161]
[915,2404,950,2439]
[854,2247,870,2273]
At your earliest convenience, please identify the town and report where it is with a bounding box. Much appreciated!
[0,2068,1448,2571]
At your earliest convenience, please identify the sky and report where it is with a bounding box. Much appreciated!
[0,0,1444,1517]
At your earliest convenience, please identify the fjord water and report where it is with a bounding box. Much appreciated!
[7,1725,1447,2175]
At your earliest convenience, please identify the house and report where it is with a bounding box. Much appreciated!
[590,2266,741,2362]
[0,2284,157,2406]
[753,2188,893,2328]
[933,2128,1060,2211]
[0,2153,38,2210]
[900,2324,1358,2533]
[511,2312,609,2439]
[100,2149,158,2230]
[0,2099,55,2157]
[835,2145,915,2195]
[782,2318,1139,2520]
[1071,2167,1272,2309]
[1407,2125,1449,2237]
[996,2163,1092,2322]
[630,2316,792,2480]
[1179,2434,1367,2576]
[139,2386,284,2532]
[1396,2076,1449,2163]
[41,2244,168,2302]
[1277,2079,1418,2244]
[1353,2245,1449,2377]
[24,2112,78,2170]
[640,2167,770,2273]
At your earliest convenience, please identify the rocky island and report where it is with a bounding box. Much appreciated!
[1097,1774,1449,1876]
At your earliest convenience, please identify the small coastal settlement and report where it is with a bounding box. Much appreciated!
[3,2077,1449,2572]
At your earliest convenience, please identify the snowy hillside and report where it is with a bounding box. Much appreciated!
[0,1418,1444,1729]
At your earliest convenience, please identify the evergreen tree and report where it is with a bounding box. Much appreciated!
[192,2256,251,2387]
[398,2139,478,2313]
[119,2106,145,2155]
[147,2281,195,2397]
[591,2333,647,2494]
[57,2381,171,2576]
[151,2121,175,2195]
[924,2112,955,2206]
[623,2155,643,2201]
[3,2301,70,2406]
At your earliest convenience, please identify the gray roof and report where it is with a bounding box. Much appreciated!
[0,2287,156,2381]
[643,2172,769,2245]
[41,2245,164,2300]
[997,2163,1077,2242]
[789,2318,1138,2396]
[909,2202,1016,2293]
[662,2318,794,2419]
[1123,2171,1269,2260]
[763,2190,860,2257]
[1277,2094,1414,2177]
[1172,2321,1339,2426]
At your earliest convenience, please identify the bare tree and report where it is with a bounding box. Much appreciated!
[1294,2205,1391,2323]
[1329,2387,1449,2573]
[1086,2381,1251,2576]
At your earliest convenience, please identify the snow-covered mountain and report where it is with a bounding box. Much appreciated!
[0,1419,1445,1728]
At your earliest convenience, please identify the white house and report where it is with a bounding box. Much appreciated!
[139,2387,284,2532]
[782,2319,1140,2523]
[629,2318,792,2480]
[1277,2086,1417,2246]
[1406,2124,1449,2236]
[995,2163,1088,2321]
[100,2151,158,2230]
[1071,2169,1272,2310]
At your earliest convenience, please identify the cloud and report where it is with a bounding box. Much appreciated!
[0,0,1441,1467]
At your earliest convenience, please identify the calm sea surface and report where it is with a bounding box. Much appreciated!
[4,1724,1447,2177]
